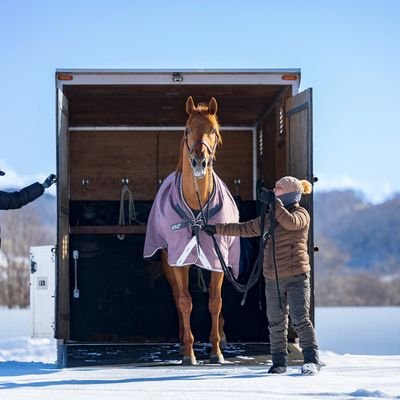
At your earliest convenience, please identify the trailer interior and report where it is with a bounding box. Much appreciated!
[56,70,313,366]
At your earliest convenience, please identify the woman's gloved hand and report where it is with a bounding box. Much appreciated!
[42,174,57,189]
[202,224,216,236]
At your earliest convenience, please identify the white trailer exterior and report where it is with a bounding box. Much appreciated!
[30,245,56,338]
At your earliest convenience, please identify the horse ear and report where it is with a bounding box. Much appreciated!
[186,96,195,114]
[209,97,218,115]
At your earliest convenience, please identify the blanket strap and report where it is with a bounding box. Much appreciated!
[170,204,222,233]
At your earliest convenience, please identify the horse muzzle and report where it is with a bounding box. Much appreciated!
[190,154,209,179]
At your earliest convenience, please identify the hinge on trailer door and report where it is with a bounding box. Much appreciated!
[285,102,309,117]
[31,260,37,274]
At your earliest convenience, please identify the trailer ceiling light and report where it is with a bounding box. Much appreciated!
[172,73,183,82]
[57,73,73,81]
[281,74,297,81]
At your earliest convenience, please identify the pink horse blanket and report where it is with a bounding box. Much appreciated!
[143,171,240,277]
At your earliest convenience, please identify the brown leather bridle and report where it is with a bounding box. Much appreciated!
[184,127,218,168]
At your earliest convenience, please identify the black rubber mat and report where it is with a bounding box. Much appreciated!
[58,342,303,368]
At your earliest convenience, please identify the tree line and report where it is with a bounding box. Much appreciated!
[0,195,55,307]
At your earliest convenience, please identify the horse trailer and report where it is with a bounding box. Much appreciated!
[55,69,315,367]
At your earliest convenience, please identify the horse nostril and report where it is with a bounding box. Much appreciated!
[192,158,197,168]
[202,159,206,169]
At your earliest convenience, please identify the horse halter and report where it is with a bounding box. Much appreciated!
[184,127,218,170]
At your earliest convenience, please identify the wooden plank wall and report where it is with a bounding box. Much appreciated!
[259,89,292,190]
[216,130,253,199]
[70,131,158,200]
[69,130,254,201]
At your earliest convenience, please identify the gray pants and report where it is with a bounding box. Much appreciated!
[265,272,318,355]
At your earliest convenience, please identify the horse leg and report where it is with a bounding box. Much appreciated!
[172,265,196,365]
[209,271,225,364]
[160,251,184,348]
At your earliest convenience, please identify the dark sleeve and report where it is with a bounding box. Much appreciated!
[0,183,44,210]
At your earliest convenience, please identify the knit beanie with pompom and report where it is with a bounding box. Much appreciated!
[275,176,312,206]
[276,176,312,195]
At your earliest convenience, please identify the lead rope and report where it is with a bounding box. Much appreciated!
[212,200,268,306]
[197,269,208,293]
[117,184,137,240]
[192,164,265,305]
[192,167,213,293]
[187,139,278,307]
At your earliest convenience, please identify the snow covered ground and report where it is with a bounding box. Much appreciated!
[0,307,399,400]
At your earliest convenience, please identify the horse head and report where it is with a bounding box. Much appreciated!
[184,96,222,179]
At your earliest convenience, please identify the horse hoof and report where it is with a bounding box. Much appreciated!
[210,353,225,364]
[182,355,197,365]
[220,337,228,350]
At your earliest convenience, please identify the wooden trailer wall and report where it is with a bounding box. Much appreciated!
[69,129,254,202]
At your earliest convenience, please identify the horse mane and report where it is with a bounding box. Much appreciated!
[176,103,222,172]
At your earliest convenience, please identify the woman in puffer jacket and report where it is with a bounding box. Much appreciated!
[203,176,321,375]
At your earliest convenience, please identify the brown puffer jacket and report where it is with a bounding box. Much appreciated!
[216,200,310,279]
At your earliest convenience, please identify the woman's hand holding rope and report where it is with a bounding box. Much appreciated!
[202,224,216,236]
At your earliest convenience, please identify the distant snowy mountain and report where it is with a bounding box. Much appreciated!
[0,188,56,227]
[314,190,400,274]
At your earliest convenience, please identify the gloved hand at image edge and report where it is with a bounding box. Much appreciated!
[202,224,216,236]
[42,174,57,189]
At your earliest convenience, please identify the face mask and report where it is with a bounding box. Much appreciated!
[277,192,301,206]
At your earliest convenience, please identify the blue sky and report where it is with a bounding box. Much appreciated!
[0,0,399,203]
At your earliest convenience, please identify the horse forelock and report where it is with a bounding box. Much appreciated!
[187,107,222,144]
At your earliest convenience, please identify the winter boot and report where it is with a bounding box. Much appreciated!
[301,347,321,376]
[268,352,287,374]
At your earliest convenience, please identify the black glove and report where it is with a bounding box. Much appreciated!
[202,224,216,236]
[42,174,57,189]
[259,187,275,205]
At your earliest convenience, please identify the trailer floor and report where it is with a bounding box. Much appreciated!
[58,342,303,368]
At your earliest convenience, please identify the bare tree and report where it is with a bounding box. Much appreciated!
[0,204,55,308]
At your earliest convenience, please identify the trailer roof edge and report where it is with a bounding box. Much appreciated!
[55,68,301,75]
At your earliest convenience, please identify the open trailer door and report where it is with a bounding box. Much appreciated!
[285,88,315,320]
[286,88,313,183]
[56,89,70,339]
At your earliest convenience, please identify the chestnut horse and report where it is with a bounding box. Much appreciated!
[168,96,222,365]
[144,96,240,364]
